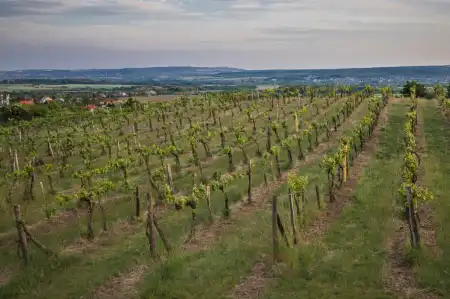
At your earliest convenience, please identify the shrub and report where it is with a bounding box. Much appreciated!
[401,81,426,98]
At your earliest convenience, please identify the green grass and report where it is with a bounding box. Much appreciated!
[414,99,450,296]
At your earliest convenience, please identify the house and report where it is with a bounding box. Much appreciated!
[147,90,157,96]
[39,96,53,104]
[114,91,128,97]
[56,98,65,103]
[0,94,10,106]
[81,104,96,112]
[99,98,119,107]
[19,100,34,105]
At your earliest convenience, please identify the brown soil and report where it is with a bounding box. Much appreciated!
[228,258,271,299]
[61,220,139,255]
[383,222,440,299]
[93,265,148,299]
[0,268,13,287]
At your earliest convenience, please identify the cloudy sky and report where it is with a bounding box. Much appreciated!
[0,0,449,70]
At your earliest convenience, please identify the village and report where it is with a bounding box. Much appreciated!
[0,87,161,112]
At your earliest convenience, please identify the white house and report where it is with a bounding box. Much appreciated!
[39,96,53,104]
[56,98,65,103]
[0,94,10,106]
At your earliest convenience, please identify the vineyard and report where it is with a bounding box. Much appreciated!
[0,85,450,299]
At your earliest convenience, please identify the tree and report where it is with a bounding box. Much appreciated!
[401,81,426,98]
[447,83,450,99]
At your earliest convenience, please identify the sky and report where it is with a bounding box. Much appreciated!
[0,0,450,70]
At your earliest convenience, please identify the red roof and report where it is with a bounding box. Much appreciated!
[19,100,34,105]
[81,104,96,111]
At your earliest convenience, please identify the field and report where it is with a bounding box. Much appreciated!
[0,84,135,92]
[0,87,449,299]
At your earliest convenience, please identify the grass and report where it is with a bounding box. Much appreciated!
[414,99,450,296]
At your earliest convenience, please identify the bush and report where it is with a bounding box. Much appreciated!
[401,81,426,98]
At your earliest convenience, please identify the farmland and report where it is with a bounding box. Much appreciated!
[0,84,135,92]
[0,85,449,299]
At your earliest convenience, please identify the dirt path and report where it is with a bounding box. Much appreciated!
[93,265,149,299]
[228,100,390,299]
[383,100,440,299]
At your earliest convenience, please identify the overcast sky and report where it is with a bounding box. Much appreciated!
[0,0,450,70]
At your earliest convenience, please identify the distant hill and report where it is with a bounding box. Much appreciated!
[1,65,449,86]
[0,66,244,81]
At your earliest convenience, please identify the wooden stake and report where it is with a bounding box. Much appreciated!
[206,185,213,223]
[14,205,29,264]
[272,196,280,262]
[288,189,298,245]
[153,215,172,254]
[315,184,322,209]
[166,164,175,193]
[135,185,140,218]
[406,186,420,249]
[146,193,157,259]
[23,225,54,256]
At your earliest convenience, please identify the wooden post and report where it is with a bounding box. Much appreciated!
[288,189,298,245]
[406,186,420,249]
[315,184,322,209]
[152,206,172,254]
[14,150,20,171]
[272,196,280,263]
[135,185,140,218]
[146,193,157,259]
[166,164,175,193]
[301,191,306,224]
[206,185,213,223]
[14,205,29,264]
[247,162,252,204]
[277,213,290,248]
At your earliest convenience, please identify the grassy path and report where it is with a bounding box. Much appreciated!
[258,99,407,299]
[413,99,450,296]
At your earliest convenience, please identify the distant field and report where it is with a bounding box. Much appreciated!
[134,95,176,102]
[0,84,135,91]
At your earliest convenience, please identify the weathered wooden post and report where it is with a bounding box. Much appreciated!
[288,189,298,245]
[272,196,280,262]
[315,184,322,209]
[146,193,157,259]
[135,185,140,218]
[166,164,175,193]
[206,185,213,223]
[14,205,29,264]
[406,186,420,249]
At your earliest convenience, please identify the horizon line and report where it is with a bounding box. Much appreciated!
[1,64,450,73]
